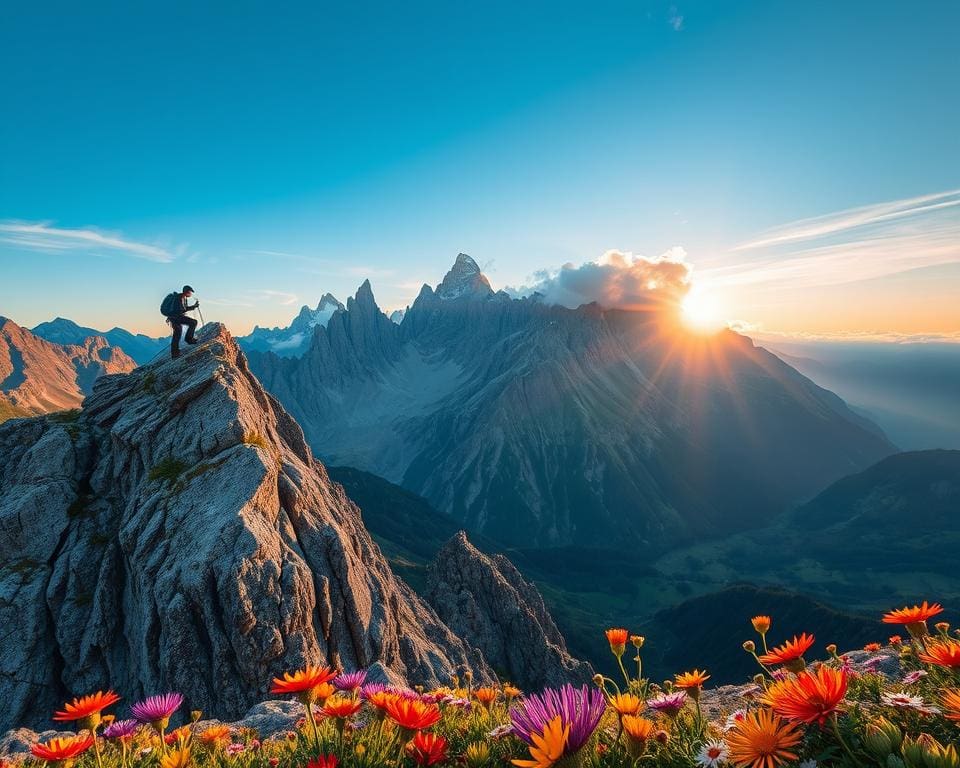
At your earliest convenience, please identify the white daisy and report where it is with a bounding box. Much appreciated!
[696,739,729,768]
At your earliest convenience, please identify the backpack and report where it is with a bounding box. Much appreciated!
[160,292,180,317]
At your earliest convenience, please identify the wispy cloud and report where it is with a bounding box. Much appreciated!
[248,289,299,306]
[0,220,181,263]
[731,189,960,252]
[700,189,960,290]
[668,6,684,31]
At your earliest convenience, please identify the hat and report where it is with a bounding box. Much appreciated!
[182,285,195,293]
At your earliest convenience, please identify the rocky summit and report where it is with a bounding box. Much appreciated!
[426,532,594,689]
[0,323,490,732]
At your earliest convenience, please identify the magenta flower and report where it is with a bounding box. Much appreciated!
[131,693,184,725]
[646,691,688,717]
[103,719,139,740]
[510,684,605,755]
[333,669,367,693]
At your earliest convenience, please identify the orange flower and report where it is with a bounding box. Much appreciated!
[199,725,231,747]
[512,715,568,768]
[757,633,815,671]
[674,669,711,689]
[31,735,95,763]
[763,665,848,725]
[270,665,338,701]
[609,693,643,716]
[321,696,362,720]
[621,716,656,757]
[53,691,121,726]
[367,691,399,714]
[726,709,802,768]
[889,635,903,646]
[606,628,629,657]
[384,698,442,733]
[941,689,960,721]
[503,684,522,700]
[164,726,192,746]
[882,602,943,637]
[864,642,881,652]
[474,687,498,708]
[918,638,960,668]
[752,616,772,634]
[406,731,448,766]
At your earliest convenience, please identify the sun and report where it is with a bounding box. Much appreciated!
[680,289,728,333]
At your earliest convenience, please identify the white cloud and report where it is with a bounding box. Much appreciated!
[248,289,299,306]
[0,220,179,263]
[510,247,693,310]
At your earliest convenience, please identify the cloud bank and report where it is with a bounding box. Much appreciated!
[0,220,181,263]
[510,248,692,310]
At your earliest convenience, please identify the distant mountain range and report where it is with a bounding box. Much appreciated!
[246,254,896,550]
[0,317,135,417]
[32,316,167,365]
[239,293,345,356]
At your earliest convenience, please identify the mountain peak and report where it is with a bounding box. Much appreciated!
[436,253,493,300]
[0,320,489,730]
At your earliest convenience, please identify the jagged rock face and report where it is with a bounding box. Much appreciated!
[239,294,345,357]
[426,532,593,690]
[0,317,136,415]
[0,323,487,733]
[246,255,895,550]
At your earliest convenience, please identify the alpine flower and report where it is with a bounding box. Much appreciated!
[940,689,960,721]
[332,670,367,694]
[880,691,939,714]
[384,697,442,734]
[474,686,498,709]
[53,691,122,728]
[726,709,802,768]
[406,731,448,766]
[919,638,960,667]
[131,693,184,729]
[510,684,605,755]
[270,666,338,703]
[512,715,569,768]
[763,665,848,725]
[605,628,629,657]
[752,616,772,634]
[675,669,711,700]
[646,691,688,717]
[697,739,730,768]
[621,716,656,757]
[757,633,815,671]
[305,757,338,768]
[103,720,139,742]
[608,692,642,716]
[31,735,95,765]
[198,726,232,747]
[883,602,943,637]
[159,746,190,768]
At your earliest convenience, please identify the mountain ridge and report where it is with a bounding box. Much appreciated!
[246,254,896,550]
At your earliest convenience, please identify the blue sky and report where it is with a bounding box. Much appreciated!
[1,1,958,336]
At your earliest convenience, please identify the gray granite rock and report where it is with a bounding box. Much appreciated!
[426,531,593,691]
[0,323,488,733]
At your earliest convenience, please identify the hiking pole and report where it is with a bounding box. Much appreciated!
[197,303,205,327]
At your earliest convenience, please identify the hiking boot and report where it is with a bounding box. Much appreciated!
[186,338,199,345]
[172,350,181,359]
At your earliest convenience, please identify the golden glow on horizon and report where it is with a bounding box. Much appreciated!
[680,288,729,334]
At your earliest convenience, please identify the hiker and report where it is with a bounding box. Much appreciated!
[160,285,200,359]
